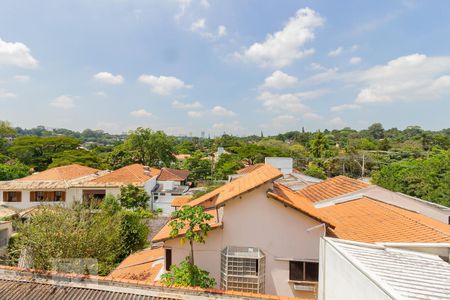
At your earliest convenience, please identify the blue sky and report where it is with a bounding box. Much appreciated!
[0,0,449,136]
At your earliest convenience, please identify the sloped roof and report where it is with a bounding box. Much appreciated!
[91,164,159,185]
[171,196,192,207]
[320,197,450,243]
[188,164,283,208]
[16,164,99,181]
[237,163,264,174]
[296,175,369,203]
[152,209,222,243]
[268,183,336,228]
[109,247,164,283]
[326,238,450,299]
[158,168,190,181]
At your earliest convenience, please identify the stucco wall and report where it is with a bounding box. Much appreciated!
[165,183,324,298]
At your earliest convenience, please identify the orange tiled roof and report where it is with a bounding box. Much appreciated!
[158,168,190,181]
[91,164,160,185]
[109,247,164,283]
[152,209,222,243]
[16,164,99,181]
[320,197,450,243]
[188,164,283,208]
[297,175,369,203]
[171,196,192,207]
[268,183,336,228]
[237,163,264,174]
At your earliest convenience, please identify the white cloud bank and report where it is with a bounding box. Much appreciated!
[0,90,16,98]
[50,95,75,109]
[172,100,203,109]
[263,70,298,89]
[328,47,343,57]
[138,74,192,95]
[236,8,324,68]
[0,38,38,68]
[93,72,124,85]
[211,105,236,116]
[130,109,152,117]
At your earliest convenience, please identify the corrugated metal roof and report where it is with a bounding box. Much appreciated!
[328,238,450,299]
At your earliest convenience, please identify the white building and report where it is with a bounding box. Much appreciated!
[151,168,190,215]
[318,238,450,300]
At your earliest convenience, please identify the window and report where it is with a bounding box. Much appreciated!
[165,248,172,271]
[3,191,21,202]
[289,261,319,282]
[30,191,66,202]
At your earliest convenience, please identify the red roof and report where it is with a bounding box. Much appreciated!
[157,168,190,181]
[296,175,369,202]
[237,163,264,174]
[17,164,99,181]
[91,164,159,185]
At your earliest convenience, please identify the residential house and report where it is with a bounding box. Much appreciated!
[152,168,190,215]
[152,165,450,298]
[0,164,108,209]
[0,221,12,255]
[318,238,450,300]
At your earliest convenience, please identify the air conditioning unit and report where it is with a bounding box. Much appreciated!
[293,283,317,292]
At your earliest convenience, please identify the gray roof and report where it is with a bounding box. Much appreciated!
[328,238,450,299]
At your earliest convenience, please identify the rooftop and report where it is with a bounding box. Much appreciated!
[171,196,192,207]
[296,175,370,203]
[188,164,282,208]
[325,238,450,299]
[16,164,99,181]
[90,164,160,185]
[158,168,190,181]
[320,197,450,243]
[236,163,264,174]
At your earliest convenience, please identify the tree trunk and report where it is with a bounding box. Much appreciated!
[189,240,194,265]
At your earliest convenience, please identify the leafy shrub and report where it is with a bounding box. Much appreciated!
[161,258,216,288]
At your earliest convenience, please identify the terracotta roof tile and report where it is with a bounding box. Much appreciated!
[152,209,222,243]
[237,163,264,174]
[268,183,336,228]
[91,164,159,185]
[188,164,283,208]
[297,175,369,203]
[171,196,192,207]
[320,197,450,243]
[109,247,164,283]
[158,168,190,181]
[16,164,99,181]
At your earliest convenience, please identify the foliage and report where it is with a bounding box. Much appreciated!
[309,132,332,158]
[118,184,150,210]
[9,204,149,275]
[49,149,107,169]
[214,154,243,180]
[125,127,176,167]
[303,163,327,179]
[161,258,216,288]
[9,136,80,171]
[169,205,213,264]
[0,162,30,180]
[183,153,212,181]
[372,150,450,206]
[191,184,223,199]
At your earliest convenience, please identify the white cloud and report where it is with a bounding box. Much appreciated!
[93,72,124,85]
[328,47,343,57]
[211,105,236,117]
[191,18,206,31]
[187,110,205,118]
[13,75,30,82]
[351,44,359,52]
[354,54,450,104]
[0,38,38,68]
[330,103,361,112]
[95,121,119,132]
[349,56,362,64]
[303,112,323,120]
[172,100,203,109]
[272,115,296,123]
[50,95,75,109]
[130,109,152,117]
[94,91,107,97]
[236,8,324,68]
[258,90,322,113]
[138,74,192,95]
[212,121,242,133]
[263,70,298,89]
[0,90,16,98]
[328,117,345,127]
[217,25,227,37]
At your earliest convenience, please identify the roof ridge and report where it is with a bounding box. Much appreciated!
[368,198,450,239]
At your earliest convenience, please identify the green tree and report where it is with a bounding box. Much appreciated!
[126,128,175,167]
[161,258,215,288]
[214,154,243,180]
[303,163,327,179]
[367,123,385,140]
[309,132,330,158]
[118,184,150,210]
[183,153,212,181]
[168,205,213,265]
[0,162,30,180]
[49,149,107,169]
[9,136,80,171]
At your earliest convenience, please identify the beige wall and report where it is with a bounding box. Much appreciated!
[165,183,324,298]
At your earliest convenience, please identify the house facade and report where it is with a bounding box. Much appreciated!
[153,165,450,298]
